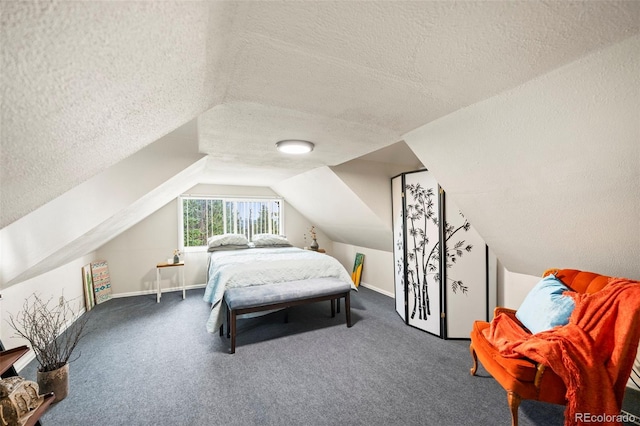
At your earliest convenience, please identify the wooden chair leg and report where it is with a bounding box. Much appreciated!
[220,302,227,337]
[469,343,478,376]
[230,310,237,354]
[337,297,341,313]
[331,299,336,317]
[507,391,521,426]
[345,292,352,327]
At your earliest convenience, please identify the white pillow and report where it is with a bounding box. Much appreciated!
[252,234,291,246]
[208,244,249,252]
[207,234,249,248]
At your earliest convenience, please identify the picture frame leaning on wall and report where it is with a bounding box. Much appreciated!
[351,253,365,287]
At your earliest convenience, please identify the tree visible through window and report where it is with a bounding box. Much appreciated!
[181,197,282,247]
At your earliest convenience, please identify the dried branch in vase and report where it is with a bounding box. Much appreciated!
[7,294,89,372]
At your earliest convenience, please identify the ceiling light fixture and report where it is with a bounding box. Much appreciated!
[275,139,315,154]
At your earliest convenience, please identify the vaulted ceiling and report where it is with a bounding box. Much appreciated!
[3,1,638,227]
[2,1,639,285]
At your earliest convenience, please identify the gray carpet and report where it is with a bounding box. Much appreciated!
[20,287,567,425]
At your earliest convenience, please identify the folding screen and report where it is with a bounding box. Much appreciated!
[392,170,495,339]
[391,175,406,321]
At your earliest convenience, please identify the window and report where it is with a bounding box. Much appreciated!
[180,196,283,248]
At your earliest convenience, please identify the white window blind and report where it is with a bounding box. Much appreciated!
[180,197,283,248]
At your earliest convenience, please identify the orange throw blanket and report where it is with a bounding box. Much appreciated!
[484,279,640,426]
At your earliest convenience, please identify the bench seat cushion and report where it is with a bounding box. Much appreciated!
[225,278,351,310]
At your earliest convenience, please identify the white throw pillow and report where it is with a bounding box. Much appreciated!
[207,234,249,248]
[251,234,291,247]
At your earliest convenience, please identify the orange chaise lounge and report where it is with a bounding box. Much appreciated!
[469,268,640,426]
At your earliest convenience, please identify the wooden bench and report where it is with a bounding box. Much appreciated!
[220,278,352,354]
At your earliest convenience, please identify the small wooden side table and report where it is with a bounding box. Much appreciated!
[304,247,326,253]
[156,262,185,303]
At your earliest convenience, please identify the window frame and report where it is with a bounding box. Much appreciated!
[178,195,285,252]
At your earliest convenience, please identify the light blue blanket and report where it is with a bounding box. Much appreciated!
[204,247,354,333]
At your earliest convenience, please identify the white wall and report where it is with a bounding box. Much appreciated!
[498,265,541,309]
[403,35,640,280]
[96,184,328,296]
[273,166,392,252]
[1,253,95,371]
[273,159,417,296]
[0,124,206,289]
[330,159,411,228]
[332,242,394,297]
[95,201,181,297]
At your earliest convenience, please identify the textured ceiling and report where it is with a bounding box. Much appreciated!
[1,1,214,227]
[197,0,639,181]
[404,34,640,279]
[2,1,639,229]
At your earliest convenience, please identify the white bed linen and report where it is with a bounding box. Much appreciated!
[204,247,354,333]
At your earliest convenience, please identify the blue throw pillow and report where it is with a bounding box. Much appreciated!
[515,275,576,334]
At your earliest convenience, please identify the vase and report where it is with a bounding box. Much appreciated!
[173,255,180,264]
[310,239,319,251]
[37,363,69,402]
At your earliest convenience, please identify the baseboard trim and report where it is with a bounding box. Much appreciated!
[111,282,386,299]
[111,283,207,299]
[14,350,36,373]
[16,282,389,372]
[360,282,394,298]
[111,283,391,299]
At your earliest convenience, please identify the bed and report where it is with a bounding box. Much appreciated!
[203,238,355,333]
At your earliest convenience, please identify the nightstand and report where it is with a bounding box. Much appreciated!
[304,248,326,253]
[156,262,185,303]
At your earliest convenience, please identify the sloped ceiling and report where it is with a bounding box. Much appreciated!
[0,123,206,288]
[273,141,422,252]
[404,35,640,280]
[273,166,392,252]
[197,0,640,187]
[2,1,640,284]
[1,1,215,227]
[3,1,639,226]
